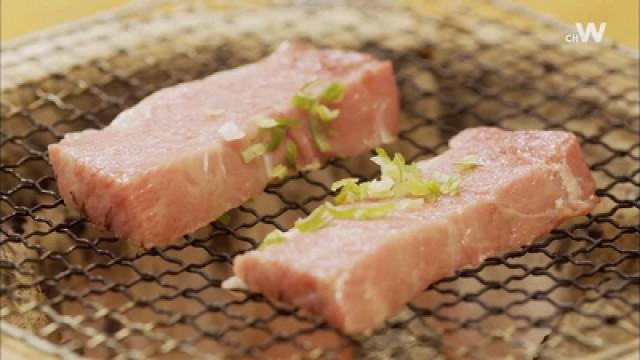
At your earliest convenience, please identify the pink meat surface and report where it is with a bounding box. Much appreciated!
[232,127,598,335]
[48,42,399,247]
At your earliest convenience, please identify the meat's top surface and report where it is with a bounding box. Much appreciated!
[54,41,385,183]
[237,127,597,282]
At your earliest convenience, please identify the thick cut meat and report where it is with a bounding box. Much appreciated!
[48,42,399,247]
[231,127,598,335]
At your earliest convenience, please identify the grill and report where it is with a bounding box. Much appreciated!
[1,0,638,359]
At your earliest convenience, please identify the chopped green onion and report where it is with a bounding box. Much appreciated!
[313,103,340,123]
[356,182,369,201]
[295,205,331,233]
[275,117,300,127]
[279,147,476,236]
[245,114,300,163]
[371,149,406,184]
[351,202,396,220]
[293,201,396,233]
[325,203,358,219]
[437,173,463,195]
[309,116,331,153]
[404,162,422,179]
[331,178,359,192]
[259,229,286,250]
[455,154,482,170]
[334,181,361,204]
[367,177,395,199]
[290,80,345,154]
[393,152,406,165]
[286,140,297,168]
[408,178,441,199]
[271,164,288,180]
[389,180,410,199]
[242,143,266,163]
[326,202,396,220]
[396,198,424,210]
[291,93,315,110]
[392,153,408,182]
[319,82,346,103]
[253,114,279,129]
[375,147,391,163]
[267,126,285,152]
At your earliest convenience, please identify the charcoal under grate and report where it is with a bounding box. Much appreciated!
[1,0,638,359]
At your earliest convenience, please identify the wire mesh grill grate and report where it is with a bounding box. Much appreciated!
[1,1,638,359]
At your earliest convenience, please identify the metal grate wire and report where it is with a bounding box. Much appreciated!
[1,1,638,359]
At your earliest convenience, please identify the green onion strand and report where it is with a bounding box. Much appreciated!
[259,229,286,250]
[319,82,346,103]
[267,126,285,152]
[286,140,297,168]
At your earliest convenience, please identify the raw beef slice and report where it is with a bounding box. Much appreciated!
[48,41,400,247]
[231,127,598,335]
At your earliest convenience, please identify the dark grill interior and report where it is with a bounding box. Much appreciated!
[1,1,638,359]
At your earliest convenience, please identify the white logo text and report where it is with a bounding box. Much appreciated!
[565,22,607,43]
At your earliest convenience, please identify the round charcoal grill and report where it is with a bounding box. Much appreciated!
[1,1,638,359]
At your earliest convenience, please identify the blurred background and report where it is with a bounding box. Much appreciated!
[1,0,638,48]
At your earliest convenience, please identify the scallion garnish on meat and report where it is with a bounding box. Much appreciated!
[266,126,285,152]
[270,164,288,180]
[291,80,345,152]
[240,80,346,182]
[258,229,286,250]
[286,140,297,168]
[293,201,396,234]
[294,204,332,233]
[455,154,482,170]
[312,103,340,123]
[319,82,346,103]
[241,143,266,163]
[241,115,299,173]
[308,115,332,153]
[259,147,482,249]
[253,114,280,128]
